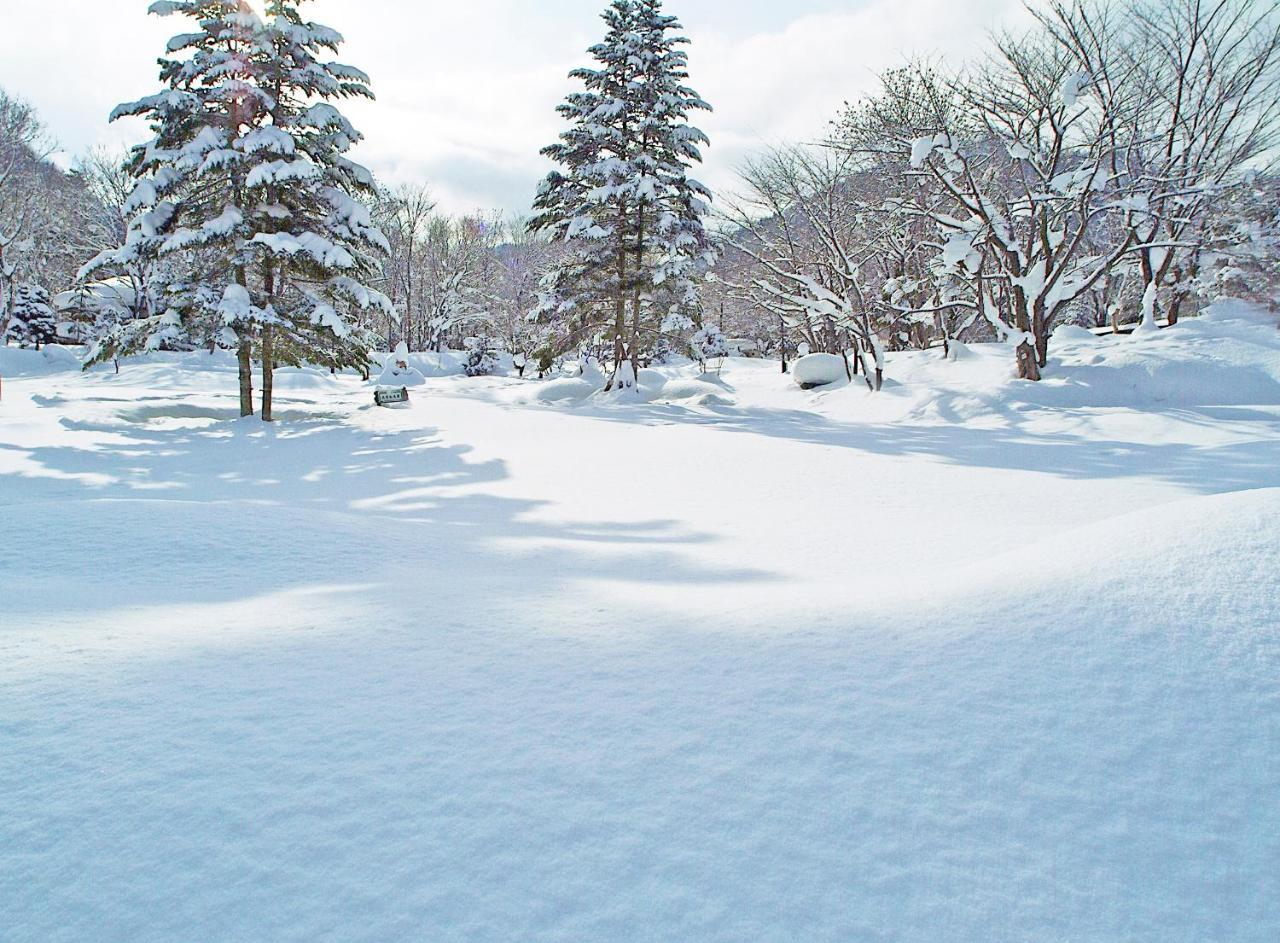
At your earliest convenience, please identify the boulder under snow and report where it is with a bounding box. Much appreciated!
[792,353,849,389]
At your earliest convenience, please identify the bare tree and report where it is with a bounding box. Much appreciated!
[1060,0,1280,327]
[373,183,436,348]
[0,89,52,341]
[719,146,886,389]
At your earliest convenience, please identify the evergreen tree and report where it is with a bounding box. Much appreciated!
[86,0,392,420]
[82,1,261,389]
[239,0,392,420]
[691,322,728,372]
[5,283,57,348]
[463,334,500,377]
[531,0,713,393]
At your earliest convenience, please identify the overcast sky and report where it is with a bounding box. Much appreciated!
[1,0,1032,216]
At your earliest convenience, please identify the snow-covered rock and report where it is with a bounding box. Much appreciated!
[792,353,849,389]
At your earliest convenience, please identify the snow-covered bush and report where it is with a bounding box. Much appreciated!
[691,324,729,372]
[463,336,500,378]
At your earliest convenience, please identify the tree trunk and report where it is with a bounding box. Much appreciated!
[1016,342,1042,381]
[237,340,254,417]
[779,315,788,373]
[606,204,630,392]
[1013,290,1042,381]
[627,212,645,389]
[261,325,274,423]
[1033,309,1050,368]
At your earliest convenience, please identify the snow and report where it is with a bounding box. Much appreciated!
[374,342,427,388]
[792,351,849,387]
[2,301,1279,941]
[1060,69,1091,108]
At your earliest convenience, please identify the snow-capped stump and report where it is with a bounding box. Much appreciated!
[792,353,850,389]
[376,343,427,388]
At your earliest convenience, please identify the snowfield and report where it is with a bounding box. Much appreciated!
[2,301,1279,942]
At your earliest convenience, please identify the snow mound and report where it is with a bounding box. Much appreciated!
[375,360,427,388]
[1051,324,1097,345]
[792,353,848,389]
[658,378,733,405]
[934,487,1280,619]
[531,377,596,404]
[562,357,605,386]
[374,343,428,387]
[637,368,667,391]
[0,344,83,378]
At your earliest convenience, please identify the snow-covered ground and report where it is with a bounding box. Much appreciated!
[2,301,1279,942]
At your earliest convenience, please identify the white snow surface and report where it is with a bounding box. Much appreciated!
[792,351,850,387]
[2,300,1279,941]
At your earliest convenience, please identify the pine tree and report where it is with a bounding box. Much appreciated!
[86,0,392,420]
[463,334,499,377]
[531,0,714,393]
[82,1,262,393]
[5,283,57,348]
[241,0,392,420]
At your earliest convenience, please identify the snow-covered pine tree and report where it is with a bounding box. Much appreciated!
[242,0,392,420]
[86,0,392,420]
[82,1,262,397]
[463,334,500,377]
[5,283,57,348]
[531,0,714,393]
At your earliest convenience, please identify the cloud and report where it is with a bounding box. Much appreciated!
[0,0,1032,216]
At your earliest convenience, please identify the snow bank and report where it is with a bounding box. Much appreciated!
[657,376,733,406]
[0,344,83,378]
[531,377,596,404]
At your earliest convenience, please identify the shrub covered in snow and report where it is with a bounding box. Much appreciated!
[463,336,501,378]
[691,324,730,372]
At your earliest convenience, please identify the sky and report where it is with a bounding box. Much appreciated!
[0,0,1032,217]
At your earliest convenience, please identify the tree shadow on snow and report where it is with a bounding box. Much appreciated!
[571,396,1280,496]
[0,404,774,623]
